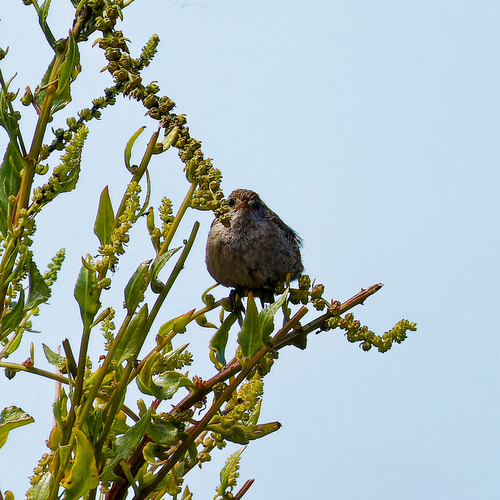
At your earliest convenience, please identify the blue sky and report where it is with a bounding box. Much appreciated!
[1,1,499,499]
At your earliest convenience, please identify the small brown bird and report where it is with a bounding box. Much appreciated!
[205,189,303,292]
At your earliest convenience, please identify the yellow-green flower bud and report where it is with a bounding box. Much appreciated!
[20,90,33,106]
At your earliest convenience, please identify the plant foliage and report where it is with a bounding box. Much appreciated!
[0,2,416,499]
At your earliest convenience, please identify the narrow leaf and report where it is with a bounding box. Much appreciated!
[237,293,261,358]
[0,141,23,236]
[93,186,115,246]
[124,261,151,314]
[258,289,289,343]
[208,422,281,445]
[150,247,181,293]
[112,305,148,366]
[157,310,194,337]
[38,0,56,47]
[124,126,146,173]
[209,312,238,370]
[74,257,101,329]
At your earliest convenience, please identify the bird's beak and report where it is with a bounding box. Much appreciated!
[235,201,251,211]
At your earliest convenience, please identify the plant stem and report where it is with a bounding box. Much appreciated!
[275,283,384,349]
[0,361,68,384]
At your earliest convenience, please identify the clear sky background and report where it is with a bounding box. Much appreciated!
[1,1,499,499]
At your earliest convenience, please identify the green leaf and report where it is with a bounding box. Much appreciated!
[237,291,288,359]
[215,447,246,499]
[124,261,151,314]
[26,471,53,500]
[0,406,34,449]
[112,305,148,366]
[208,421,281,445]
[138,357,194,399]
[38,0,56,47]
[0,289,25,336]
[0,141,23,236]
[0,75,22,139]
[147,415,178,446]
[100,408,151,481]
[26,259,51,309]
[2,330,23,357]
[209,312,238,370]
[42,343,65,370]
[157,309,194,337]
[137,167,152,217]
[93,186,115,246]
[150,247,181,293]
[124,126,146,173]
[258,289,288,344]
[60,427,99,500]
[237,293,261,358]
[150,371,194,400]
[180,486,192,500]
[74,257,101,329]
[52,33,81,113]
[53,389,68,430]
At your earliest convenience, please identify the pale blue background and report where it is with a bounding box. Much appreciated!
[1,1,499,498]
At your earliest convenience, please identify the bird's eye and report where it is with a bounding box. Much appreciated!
[251,199,262,210]
[228,198,235,207]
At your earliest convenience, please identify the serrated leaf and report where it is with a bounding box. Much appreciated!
[26,259,51,309]
[209,312,238,370]
[93,186,115,246]
[215,447,246,498]
[60,428,98,499]
[100,408,151,481]
[74,258,101,329]
[124,126,145,173]
[237,293,261,358]
[112,305,148,366]
[124,261,151,314]
[0,406,34,449]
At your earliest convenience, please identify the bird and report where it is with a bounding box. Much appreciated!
[205,189,303,294]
